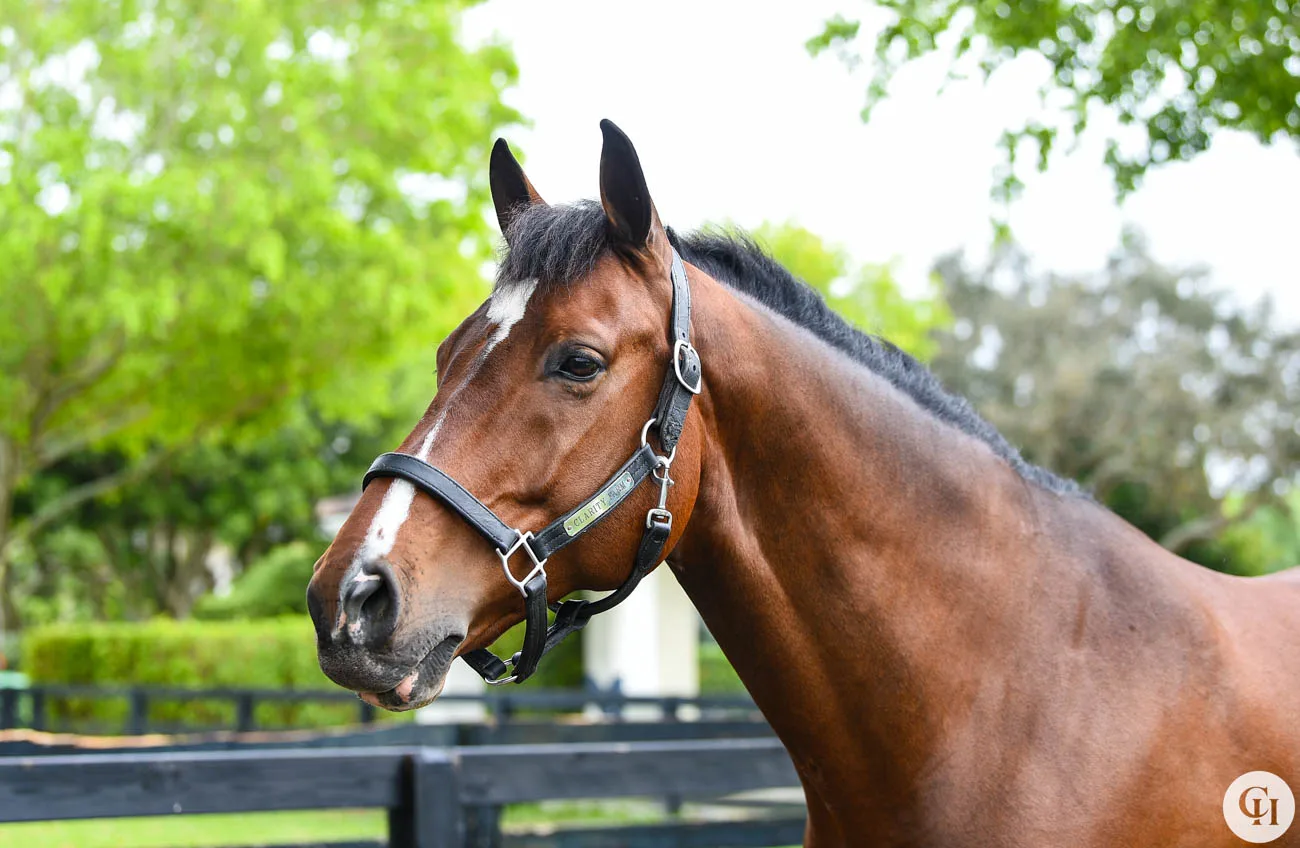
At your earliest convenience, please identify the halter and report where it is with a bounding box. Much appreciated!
[362,249,702,685]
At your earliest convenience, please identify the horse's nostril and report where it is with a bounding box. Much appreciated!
[341,562,401,648]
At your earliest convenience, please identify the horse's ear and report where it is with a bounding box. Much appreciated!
[490,138,544,237]
[598,119,656,247]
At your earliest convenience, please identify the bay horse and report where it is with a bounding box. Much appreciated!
[307,120,1300,846]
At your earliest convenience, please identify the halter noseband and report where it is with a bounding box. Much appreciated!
[361,248,702,685]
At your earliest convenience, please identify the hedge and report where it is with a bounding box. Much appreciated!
[21,615,583,731]
[22,618,364,730]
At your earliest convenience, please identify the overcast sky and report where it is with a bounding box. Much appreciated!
[464,0,1299,323]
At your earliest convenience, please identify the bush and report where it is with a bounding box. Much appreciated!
[22,618,376,730]
[194,542,319,620]
[22,613,586,731]
[699,640,747,695]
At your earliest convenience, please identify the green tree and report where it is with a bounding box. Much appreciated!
[0,0,518,631]
[11,403,398,623]
[749,221,950,359]
[809,1,1300,199]
[1221,490,1300,574]
[929,233,1300,572]
[193,541,322,621]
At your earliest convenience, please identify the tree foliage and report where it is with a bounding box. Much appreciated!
[929,233,1300,572]
[746,221,951,359]
[809,1,1300,198]
[0,0,518,629]
[194,541,320,621]
[11,403,401,624]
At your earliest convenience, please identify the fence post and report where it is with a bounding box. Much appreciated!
[663,694,684,817]
[358,700,377,725]
[127,689,148,735]
[0,688,16,730]
[235,692,255,733]
[604,678,623,721]
[465,804,502,848]
[389,748,463,848]
[486,694,515,726]
[30,687,46,732]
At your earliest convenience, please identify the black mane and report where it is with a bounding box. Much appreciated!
[498,201,1082,497]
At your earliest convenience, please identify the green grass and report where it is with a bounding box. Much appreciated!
[0,802,661,847]
[0,809,384,848]
[502,798,663,827]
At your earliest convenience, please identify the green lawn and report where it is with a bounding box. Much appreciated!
[0,802,661,847]
[0,797,795,846]
[0,809,384,848]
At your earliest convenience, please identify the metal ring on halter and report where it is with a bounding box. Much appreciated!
[482,653,520,686]
[640,417,678,465]
[496,530,547,597]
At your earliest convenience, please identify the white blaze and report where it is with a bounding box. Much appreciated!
[351,280,538,574]
[482,279,537,357]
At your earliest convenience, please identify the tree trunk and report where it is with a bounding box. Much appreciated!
[161,529,215,619]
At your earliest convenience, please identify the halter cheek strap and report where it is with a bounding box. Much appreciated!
[361,248,701,685]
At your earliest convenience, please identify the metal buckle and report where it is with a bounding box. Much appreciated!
[646,508,673,530]
[673,339,702,394]
[482,653,520,686]
[497,530,547,598]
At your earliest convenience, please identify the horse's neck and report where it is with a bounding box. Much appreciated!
[670,277,1098,812]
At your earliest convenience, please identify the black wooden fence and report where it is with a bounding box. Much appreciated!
[0,683,759,735]
[0,739,806,847]
[0,715,779,758]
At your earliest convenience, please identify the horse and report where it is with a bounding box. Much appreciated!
[307,120,1300,846]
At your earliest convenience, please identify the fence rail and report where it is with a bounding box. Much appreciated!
[0,738,805,847]
[0,717,779,758]
[0,683,760,735]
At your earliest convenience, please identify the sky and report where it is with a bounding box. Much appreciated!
[463,0,1300,323]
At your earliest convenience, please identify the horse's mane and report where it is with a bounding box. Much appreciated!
[498,201,1083,497]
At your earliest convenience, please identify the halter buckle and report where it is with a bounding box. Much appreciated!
[646,508,673,530]
[482,653,520,686]
[497,530,547,597]
[673,339,702,394]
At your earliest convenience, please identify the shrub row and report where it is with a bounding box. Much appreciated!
[22,617,367,729]
[21,615,585,731]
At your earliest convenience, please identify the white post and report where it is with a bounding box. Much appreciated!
[415,658,487,725]
[583,566,699,720]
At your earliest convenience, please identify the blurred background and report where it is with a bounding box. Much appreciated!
[1,0,1297,845]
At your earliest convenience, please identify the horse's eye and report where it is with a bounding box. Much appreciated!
[555,352,604,382]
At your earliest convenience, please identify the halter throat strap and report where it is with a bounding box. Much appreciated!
[361,248,700,685]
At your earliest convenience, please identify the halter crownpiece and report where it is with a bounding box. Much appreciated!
[361,248,702,684]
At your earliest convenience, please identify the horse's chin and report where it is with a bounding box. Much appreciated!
[358,635,459,712]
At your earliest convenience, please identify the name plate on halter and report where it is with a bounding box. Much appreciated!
[563,471,636,537]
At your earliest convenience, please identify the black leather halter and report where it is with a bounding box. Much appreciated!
[362,249,702,685]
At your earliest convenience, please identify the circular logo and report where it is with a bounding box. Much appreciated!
[1224,771,1295,843]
